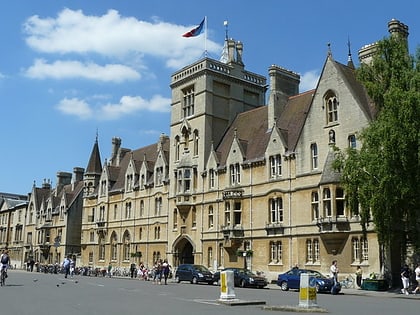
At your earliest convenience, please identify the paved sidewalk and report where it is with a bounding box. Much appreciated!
[267,283,420,299]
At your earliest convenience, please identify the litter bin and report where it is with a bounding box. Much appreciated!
[361,279,388,291]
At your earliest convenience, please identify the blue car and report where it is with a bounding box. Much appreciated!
[277,268,338,293]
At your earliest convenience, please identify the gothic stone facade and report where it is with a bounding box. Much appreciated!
[79,37,380,282]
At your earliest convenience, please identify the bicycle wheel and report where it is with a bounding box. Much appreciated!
[0,270,5,286]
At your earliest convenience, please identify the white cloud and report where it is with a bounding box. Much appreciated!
[56,95,171,120]
[25,59,140,82]
[23,8,221,68]
[100,95,170,119]
[300,70,319,92]
[56,97,93,119]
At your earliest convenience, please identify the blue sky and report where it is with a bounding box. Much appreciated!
[0,0,418,194]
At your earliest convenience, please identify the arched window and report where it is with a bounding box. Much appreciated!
[325,91,339,124]
[110,232,118,261]
[123,231,130,261]
[99,235,105,261]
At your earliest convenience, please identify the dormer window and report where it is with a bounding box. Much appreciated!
[140,174,145,190]
[209,169,216,189]
[230,163,241,185]
[156,167,163,186]
[269,154,282,178]
[100,180,107,196]
[126,174,134,191]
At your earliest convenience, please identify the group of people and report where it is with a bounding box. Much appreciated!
[331,260,420,295]
[400,263,420,295]
[151,259,171,284]
[127,260,172,284]
[61,255,76,278]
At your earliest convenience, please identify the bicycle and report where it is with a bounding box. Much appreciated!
[340,276,354,289]
[0,268,7,287]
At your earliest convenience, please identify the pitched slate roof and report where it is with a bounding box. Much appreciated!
[216,90,314,167]
[109,137,170,192]
[216,106,269,167]
[333,61,377,120]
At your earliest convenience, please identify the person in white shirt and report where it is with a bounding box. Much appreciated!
[412,264,420,294]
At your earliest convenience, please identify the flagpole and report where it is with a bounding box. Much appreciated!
[204,16,208,57]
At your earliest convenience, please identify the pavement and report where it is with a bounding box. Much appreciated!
[266,282,420,299]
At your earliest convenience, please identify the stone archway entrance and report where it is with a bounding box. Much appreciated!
[174,237,194,266]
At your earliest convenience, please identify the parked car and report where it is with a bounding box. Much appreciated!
[277,268,338,293]
[174,264,214,284]
[213,268,268,288]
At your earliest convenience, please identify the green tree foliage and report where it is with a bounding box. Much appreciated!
[334,35,420,257]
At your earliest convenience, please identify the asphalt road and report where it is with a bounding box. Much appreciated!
[0,270,418,315]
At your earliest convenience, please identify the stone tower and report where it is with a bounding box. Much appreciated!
[168,39,267,253]
[358,18,409,64]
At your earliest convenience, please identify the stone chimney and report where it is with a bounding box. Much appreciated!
[56,171,72,195]
[227,39,236,64]
[110,137,122,166]
[236,41,244,65]
[56,172,72,186]
[73,167,85,182]
[268,65,300,129]
[42,178,51,190]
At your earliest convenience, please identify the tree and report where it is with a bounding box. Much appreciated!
[334,35,420,286]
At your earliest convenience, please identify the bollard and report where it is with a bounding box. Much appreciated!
[298,273,318,308]
[219,270,236,300]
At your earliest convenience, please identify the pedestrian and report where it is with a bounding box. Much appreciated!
[162,259,171,285]
[69,258,75,278]
[62,256,70,278]
[130,262,136,279]
[153,260,162,284]
[412,263,420,294]
[330,260,339,294]
[355,265,363,288]
[400,263,410,295]
[108,262,112,278]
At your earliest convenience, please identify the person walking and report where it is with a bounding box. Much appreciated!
[69,258,75,278]
[130,262,136,279]
[107,262,112,278]
[162,259,171,285]
[62,256,70,278]
[400,263,411,295]
[355,265,363,288]
[330,260,339,294]
[412,263,420,294]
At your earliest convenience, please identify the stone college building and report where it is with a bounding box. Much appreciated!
[1,19,410,283]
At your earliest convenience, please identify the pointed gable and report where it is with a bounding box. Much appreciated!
[277,90,314,152]
[217,106,269,167]
[108,135,170,192]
